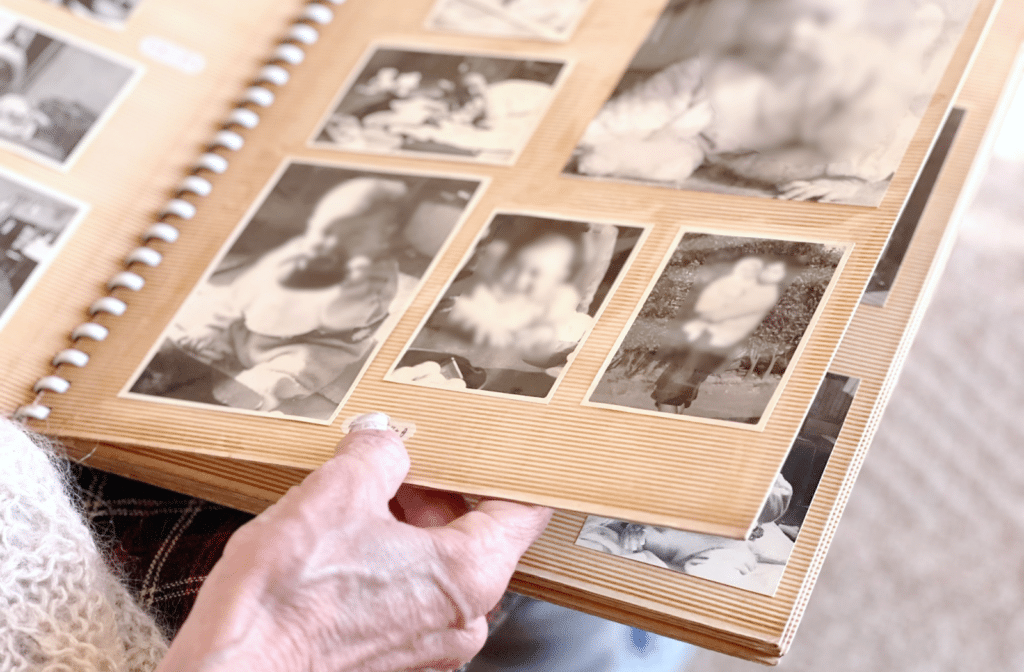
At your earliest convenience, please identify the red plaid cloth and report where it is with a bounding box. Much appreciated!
[70,462,254,638]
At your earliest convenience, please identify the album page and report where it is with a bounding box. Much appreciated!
[0,0,313,413]
[34,0,999,536]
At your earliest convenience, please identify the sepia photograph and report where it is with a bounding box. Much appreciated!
[0,10,140,167]
[586,232,848,427]
[312,46,565,165]
[0,167,86,329]
[425,0,592,42]
[564,0,977,205]
[863,107,965,305]
[124,161,484,422]
[576,372,860,596]
[388,213,644,400]
[42,0,146,27]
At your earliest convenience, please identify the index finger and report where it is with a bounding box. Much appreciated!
[298,427,410,515]
[448,498,553,565]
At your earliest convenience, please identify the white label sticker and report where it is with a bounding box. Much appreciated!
[139,36,206,75]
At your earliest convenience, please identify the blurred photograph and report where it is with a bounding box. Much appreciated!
[312,47,565,165]
[565,0,976,205]
[577,372,860,596]
[125,162,483,422]
[42,0,145,26]
[863,107,965,305]
[0,10,139,167]
[389,213,644,400]
[425,0,592,41]
[0,167,86,328]
[586,232,848,427]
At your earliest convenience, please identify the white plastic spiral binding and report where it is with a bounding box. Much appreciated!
[53,349,90,368]
[17,0,342,422]
[196,152,229,174]
[143,222,179,244]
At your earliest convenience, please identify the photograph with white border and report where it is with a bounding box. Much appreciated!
[577,372,860,597]
[0,167,88,330]
[425,0,592,42]
[0,9,140,168]
[564,0,977,205]
[388,212,645,401]
[41,0,146,27]
[311,46,566,165]
[585,231,850,429]
[123,160,485,423]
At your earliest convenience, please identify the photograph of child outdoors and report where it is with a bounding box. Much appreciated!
[587,233,846,426]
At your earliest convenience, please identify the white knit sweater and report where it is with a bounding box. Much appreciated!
[0,420,168,671]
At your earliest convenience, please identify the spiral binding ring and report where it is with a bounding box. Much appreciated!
[143,223,180,244]
[72,323,109,341]
[53,349,90,368]
[108,271,146,292]
[16,0,344,421]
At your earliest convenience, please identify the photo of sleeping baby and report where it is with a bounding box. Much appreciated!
[425,0,592,42]
[125,162,483,422]
[564,0,976,205]
[312,47,565,165]
[0,10,138,167]
[577,372,859,596]
[587,233,847,427]
[388,213,643,400]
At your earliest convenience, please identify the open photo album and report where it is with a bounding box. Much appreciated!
[0,0,1017,662]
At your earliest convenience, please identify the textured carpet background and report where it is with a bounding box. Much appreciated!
[689,91,1024,672]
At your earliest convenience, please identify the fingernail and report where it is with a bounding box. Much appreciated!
[348,412,391,433]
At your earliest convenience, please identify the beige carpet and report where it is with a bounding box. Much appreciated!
[689,108,1024,670]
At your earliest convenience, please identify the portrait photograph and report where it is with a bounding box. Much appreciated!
[0,11,139,168]
[586,232,849,427]
[42,0,146,27]
[425,0,592,42]
[577,372,860,597]
[124,161,484,423]
[388,212,644,401]
[312,46,566,165]
[0,167,86,329]
[564,0,976,205]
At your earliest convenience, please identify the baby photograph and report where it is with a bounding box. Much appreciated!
[388,212,644,400]
[577,372,860,596]
[564,0,976,205]
[312,46,565,165]
[124,161,483,422]
[586,232,848,427]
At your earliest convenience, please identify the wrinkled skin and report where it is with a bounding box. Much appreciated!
[155,429,551,672]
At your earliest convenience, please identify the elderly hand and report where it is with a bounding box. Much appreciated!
[155,423,551,672]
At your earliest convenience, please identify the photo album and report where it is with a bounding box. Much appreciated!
[0,0,1017,662]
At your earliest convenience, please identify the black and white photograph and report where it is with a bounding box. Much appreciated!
[576,372,859,596]
[0,10,140,168]
[425,0,592,42]
[565,0,976,205]
[312,47,566,165]
[863,107,965,306]
[43,0,146,27]
[0,167,86,329]
[586,232,848,427]
[124,161,484,423]
[388,213,644,400]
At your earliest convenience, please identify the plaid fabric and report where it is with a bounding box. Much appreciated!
[66,461,519,660]
[69,462,254,639]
